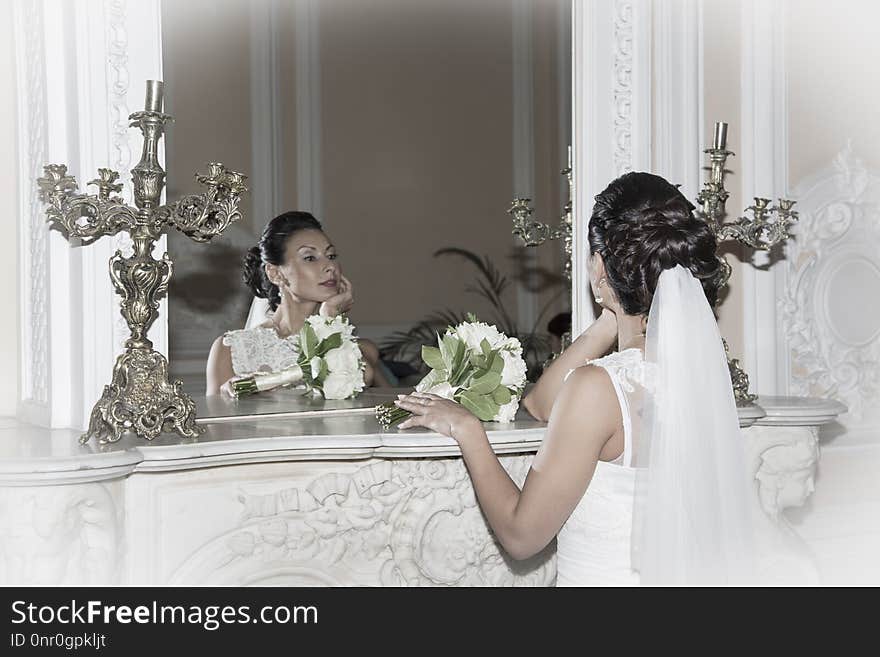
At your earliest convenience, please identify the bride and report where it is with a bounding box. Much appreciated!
[205,211,392,396]
[395,172,757,585]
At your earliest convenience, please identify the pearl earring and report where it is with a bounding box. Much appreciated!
[594,278,606,304]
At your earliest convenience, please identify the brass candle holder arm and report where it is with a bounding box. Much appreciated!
[37,166,137,244]
[154,164,249,242]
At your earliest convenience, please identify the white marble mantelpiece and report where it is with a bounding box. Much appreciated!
[0,394,847,585]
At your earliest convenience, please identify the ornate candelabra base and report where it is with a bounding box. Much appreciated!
[83,349,201,445]
[38,80,247,445]
[725,342,759,406]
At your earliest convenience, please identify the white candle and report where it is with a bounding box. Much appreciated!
[144,80,164,112]
[713,121,728,150]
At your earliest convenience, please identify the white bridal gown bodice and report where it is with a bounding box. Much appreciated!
[222,326,299,376]
[556,348,651,587]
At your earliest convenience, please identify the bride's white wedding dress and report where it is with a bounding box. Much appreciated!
[556,348,649,587]
[222,326,299,376]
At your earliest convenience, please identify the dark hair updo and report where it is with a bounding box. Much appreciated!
[243,211,324,311]
[588,171,721,316]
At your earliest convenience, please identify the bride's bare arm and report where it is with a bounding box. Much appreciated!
[206,335,234,396]
[395,365,620,560]
[522,309,618,421]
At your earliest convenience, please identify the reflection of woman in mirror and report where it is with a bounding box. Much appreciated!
[205,211,392,396]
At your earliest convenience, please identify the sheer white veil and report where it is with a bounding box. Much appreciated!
[245,296,272,329]
[631,265,757,585]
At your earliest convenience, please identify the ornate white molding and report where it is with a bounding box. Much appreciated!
[571,0,664,335]
[13,0,50,412]
[295,0,322,221]
[166,456,555,586]
[780,146,880,431]
[743,424,821,584]
[612,0,635,176]
[106,0,135,359]
[0,481,124,585]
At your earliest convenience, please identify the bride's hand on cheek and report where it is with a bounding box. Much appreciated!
[394,392,482,443]
[319,275,354,317]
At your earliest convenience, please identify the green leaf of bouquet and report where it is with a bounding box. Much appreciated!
[488,351,505,374]
[450,350,473,387]
[317,332,343,356]
[316,359,329,384]
[301,324,318,358]
[459,390,500,422]
[492,385,512,405]
[422,345,447,372]
[417,369,446,391]
[450,339,467,378]
[480,338,493,358]
[440,334,458,366]
[467,369,502,396]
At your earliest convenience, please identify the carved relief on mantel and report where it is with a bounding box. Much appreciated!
[0,481,125,585]
[780,145,880,433]
[167,456,555,587]
[742,424,822,584]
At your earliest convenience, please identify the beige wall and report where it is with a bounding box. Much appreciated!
[786,0,880,187]
[0,6,19,416]
[163,0,570,380]
[162,0,260,369]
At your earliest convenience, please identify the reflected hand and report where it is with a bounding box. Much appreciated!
[319,275,354,317]
[220,376,244,398]
[394,392,482,443]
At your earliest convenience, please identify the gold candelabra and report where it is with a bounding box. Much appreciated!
[697,122,799,404]
[37,80,248,444]
[508,147,574,348]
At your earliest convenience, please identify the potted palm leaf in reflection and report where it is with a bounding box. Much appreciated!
[380,247,560,383]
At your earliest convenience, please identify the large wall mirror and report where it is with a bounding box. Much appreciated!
[161,0,572,393]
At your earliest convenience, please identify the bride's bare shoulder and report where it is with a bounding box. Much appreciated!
[550,364,621,434]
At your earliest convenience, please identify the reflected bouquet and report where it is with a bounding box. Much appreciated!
[232,315,366,400]
[377,316,527,428]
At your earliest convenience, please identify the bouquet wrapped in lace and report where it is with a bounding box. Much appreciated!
[377,317,527,428]
[232,315,366,400]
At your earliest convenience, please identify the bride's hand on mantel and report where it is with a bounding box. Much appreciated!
[319,275,354,317]
[394,392,483,444]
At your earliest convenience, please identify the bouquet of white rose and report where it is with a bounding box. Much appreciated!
[376,316,528,428]
[232,315,366,400]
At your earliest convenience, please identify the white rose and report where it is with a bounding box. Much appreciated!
[425,381,456,400]
[309,356,324,379]
[493,397,520,423]
[451,321,506,353]
[307,314,355,343]
[325,341,362,374]
[500,350,528,389]
[322,372,358,399]
[503,336,523,356]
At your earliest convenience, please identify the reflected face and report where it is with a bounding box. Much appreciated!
[269,229,341,303]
